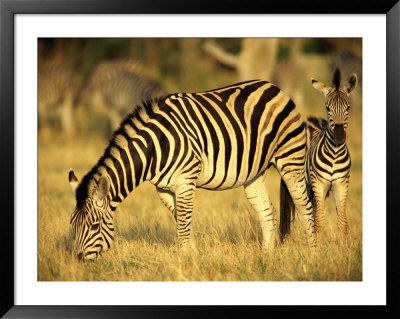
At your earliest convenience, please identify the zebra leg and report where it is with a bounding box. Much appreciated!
[332,178,350,236]
[244,174,277,251]
[310,176,329,235]
[156,187,177,221]
[173,183,198,253]
[157,186,198,251]
[280,169,316,248]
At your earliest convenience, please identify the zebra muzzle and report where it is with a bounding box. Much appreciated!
[76,251,98,262]
[77,252,84,262]
[333,124,346,144]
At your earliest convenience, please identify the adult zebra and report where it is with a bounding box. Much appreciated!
[303,69,357,236]
[78,59,165,133]
[69,80,316,261]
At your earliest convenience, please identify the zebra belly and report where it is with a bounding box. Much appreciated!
[196,154,269,190]
[196,172,248,190]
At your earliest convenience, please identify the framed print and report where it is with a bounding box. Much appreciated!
[1,0,399,318]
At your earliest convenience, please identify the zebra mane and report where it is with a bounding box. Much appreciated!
[74,97,166,208]
[114,98,161,135]
[75,168,98,209]
[307,116,328,130]
[306,116,328,142]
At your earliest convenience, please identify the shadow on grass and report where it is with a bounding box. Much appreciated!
[117,220,262,249]
[54,222,175,253]
[56,213,264,252]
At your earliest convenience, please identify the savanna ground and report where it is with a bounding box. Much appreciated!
[38,38,362,281]
[38,123,362,282]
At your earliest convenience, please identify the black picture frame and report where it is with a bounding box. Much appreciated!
[1,0,399,318]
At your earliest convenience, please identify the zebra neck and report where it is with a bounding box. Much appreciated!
[98,136,154,211]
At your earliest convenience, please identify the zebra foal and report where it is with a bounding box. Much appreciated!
[68,80,316,261]
[306,69,357,236]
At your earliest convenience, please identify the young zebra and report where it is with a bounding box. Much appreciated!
[306,69,357,236]
[69,80,316,261]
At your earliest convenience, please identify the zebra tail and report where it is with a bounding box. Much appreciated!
[279,178,295,242]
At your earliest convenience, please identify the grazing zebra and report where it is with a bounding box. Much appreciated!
[69,79,316,261]
[305,69,357,236]
[38,63,78,136]
[79,59,165,132]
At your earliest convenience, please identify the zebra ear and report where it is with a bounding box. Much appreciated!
[95,175,110,201]
[69,169,79,194]
[344,73,358,94]
[332,68,341,89]
[311,78,330,97]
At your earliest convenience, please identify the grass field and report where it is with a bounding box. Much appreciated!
[38,120,362,281]
[37,38,363,281]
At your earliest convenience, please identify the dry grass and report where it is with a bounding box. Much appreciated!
[37,37,363,282]
[38,129,362,282]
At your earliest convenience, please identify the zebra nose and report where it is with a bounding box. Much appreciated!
[334,124,346,144]
[77,252,84,262]
[335,124,344,133]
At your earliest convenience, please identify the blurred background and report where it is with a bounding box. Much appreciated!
[38,38,362,139]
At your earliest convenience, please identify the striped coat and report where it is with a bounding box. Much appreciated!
[305,69,357,236]
[69,80,316,261]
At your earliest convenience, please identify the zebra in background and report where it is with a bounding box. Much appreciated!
[78,59,165,133]
[305,68,357,236]
[38,63,78,137]
[68,79,316,261]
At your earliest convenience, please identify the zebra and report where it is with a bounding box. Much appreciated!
[68,79,316,261]
[78,59,165,133]
[305,68,357,236]
[38,63,78,137]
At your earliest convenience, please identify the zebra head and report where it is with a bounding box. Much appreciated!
[69,169,114,262]
[311,68,358,145]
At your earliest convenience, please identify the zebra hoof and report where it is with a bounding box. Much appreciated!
[179,242,199,255]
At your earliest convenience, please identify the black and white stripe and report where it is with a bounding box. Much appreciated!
[69,79,316,261]
[305,68,357,236]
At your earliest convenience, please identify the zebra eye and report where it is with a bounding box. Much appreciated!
[91,222,100,231]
